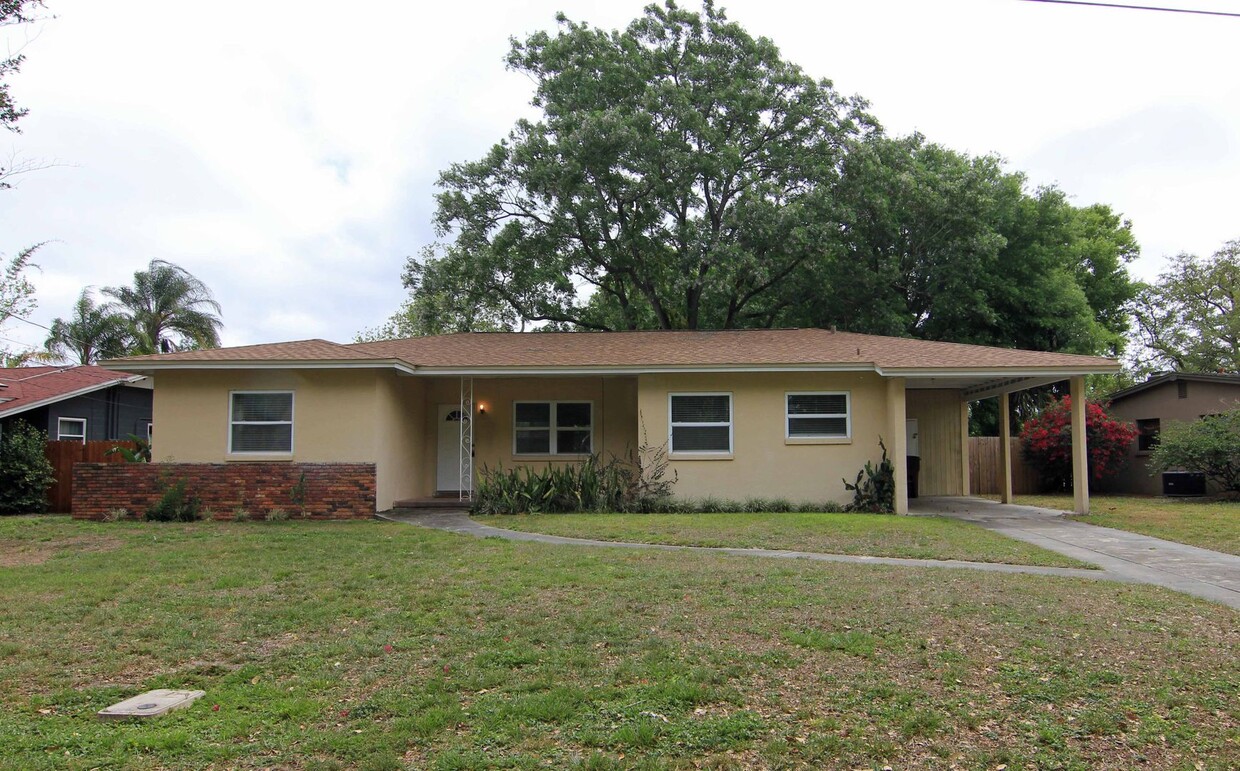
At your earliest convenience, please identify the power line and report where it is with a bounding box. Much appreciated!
[1020,0,1240,18]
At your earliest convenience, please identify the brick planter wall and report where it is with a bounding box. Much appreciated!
[72,462,376,520]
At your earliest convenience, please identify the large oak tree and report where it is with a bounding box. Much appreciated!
[379,1,1137,362]
[401,1,872,333]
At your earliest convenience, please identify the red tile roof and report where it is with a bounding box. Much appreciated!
[104,329,1119,374]
[0,365,144,418]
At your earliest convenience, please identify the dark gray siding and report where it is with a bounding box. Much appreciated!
[2,384,152,442]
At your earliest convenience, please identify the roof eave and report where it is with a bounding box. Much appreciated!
[0,374,147,419]
[101,359,418,376]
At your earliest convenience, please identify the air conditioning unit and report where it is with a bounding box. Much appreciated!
[1162,471,1206,497]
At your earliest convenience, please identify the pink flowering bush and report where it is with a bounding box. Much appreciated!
[1019,396,1137,491]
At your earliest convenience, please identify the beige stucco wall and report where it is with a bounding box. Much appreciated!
[636,371,892,505]
[1103,380,1240,495]
[149,368,963,509]
[151,368,429,510]
[906,389,966,497]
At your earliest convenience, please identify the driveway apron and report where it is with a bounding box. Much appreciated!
[911,496,1240,610]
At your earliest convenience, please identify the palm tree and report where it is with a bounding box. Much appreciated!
[103,260,223,354]
[44,288,130,364]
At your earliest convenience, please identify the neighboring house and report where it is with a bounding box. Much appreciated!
[0,366,153,444]
[1102,373,1240,496]
[102,329,1118,515]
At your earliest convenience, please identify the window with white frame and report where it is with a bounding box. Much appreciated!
[57,417,87,443]
[513,401,593,455]
[229,391,293,453]
[786,392,850,439]
[669,393,732,453]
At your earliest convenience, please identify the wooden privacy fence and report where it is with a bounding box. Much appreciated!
[44,440,135,513]
[968,437,1044,495]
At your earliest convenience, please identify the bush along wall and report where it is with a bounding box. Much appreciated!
[72,462,376,520]
[0,419,55,515]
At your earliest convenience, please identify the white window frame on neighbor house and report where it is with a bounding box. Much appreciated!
[57,417,87,443]
[228,390,294,455]
[785,391,851,443]
[668,392,733,456]
[512,400,594,456]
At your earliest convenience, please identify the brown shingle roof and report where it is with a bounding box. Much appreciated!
[106,329,1118,373]
[351,329,1115,370]
[111,339,377,363]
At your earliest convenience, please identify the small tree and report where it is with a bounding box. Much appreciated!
[0,419,55,514]
[1019,396,1136,491]
[1148,410,1240,492]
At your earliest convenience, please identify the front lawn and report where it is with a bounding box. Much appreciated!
[475,511,1092,568]
[1016,495,1240,556]
[1,517,1236,769]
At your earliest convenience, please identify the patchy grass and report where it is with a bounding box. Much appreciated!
[475,511,1093,568]
[1016,495,1240,556]
[0,516,1236,769]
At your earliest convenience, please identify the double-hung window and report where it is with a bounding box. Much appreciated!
[786,392,850,440]
[513,401,593,455]
[1136,418,1160,452]
[229,391,294,454]
[669,393,732,454]
[57,417,87,443]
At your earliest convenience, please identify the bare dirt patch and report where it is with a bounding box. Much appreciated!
[0,535,123,567]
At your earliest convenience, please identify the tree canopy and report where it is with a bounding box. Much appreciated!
[375,1,1139,360]
[402,0,873,332]
[0,1,43,133]
[100,260,223,355]
[44,288,130,364]
[1131,239,1240,375]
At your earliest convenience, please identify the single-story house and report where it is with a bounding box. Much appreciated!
[0,365,152,443]
[1101,372,1240,496]
[96,329,1118,518]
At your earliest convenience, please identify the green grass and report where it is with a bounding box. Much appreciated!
[474,511,1093,568]
[1,516,1237,769]
[1015,494,1240,556]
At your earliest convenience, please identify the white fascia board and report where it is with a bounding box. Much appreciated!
[0,377,146,419]
[101,360,418,376]
[881,365,1120,378]
[403,363,878,377]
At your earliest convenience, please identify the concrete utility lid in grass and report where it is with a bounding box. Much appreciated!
[97,689,205,720]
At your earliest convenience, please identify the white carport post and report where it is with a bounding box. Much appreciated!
[1071,375,1089,514]
[887,377,908,514]
[959,396,971,496]
[998,391,1013,504]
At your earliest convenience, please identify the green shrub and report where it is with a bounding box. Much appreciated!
[1148,408,1240,491]
[144,478,201,522]
[0,420,55,515]
[104,434,152,463]
[265,507,289,522]
[290,472,308,515]
[843,438,896,513]
[232,507,250,522]
[473,438,676,515]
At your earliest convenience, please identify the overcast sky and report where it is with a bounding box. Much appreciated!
[1,0,1237,354]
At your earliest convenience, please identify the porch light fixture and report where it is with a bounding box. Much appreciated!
[477,403,487,416]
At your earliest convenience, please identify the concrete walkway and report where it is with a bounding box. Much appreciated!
[380,501,1240,610]
[378,509,1110,581]
[911,497,1240,610]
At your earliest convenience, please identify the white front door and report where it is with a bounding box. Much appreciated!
[436,404,468,492]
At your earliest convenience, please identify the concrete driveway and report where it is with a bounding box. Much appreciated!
[911,496,1240,610]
